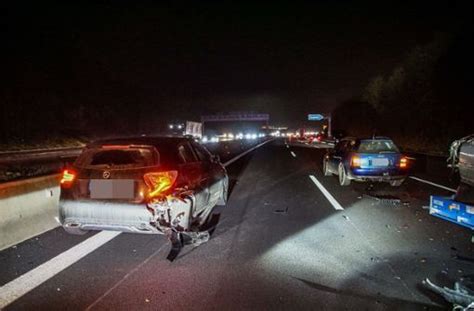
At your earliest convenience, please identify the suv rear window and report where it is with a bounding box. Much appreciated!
[357,140,399,153]
[75,146,158,168]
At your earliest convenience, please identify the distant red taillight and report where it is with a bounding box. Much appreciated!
[144,171,178,198]
[400,157,408,168]
[60,169,76,188]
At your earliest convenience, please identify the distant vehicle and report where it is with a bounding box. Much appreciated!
[59,136,228,242]
[309,133,325,143]
[447,134,474,187]
[168,121,203,138]
[323,137,409,186]
[184,121,203,138]
[429,134,474,230]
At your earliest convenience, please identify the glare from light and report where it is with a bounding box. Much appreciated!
[228,133,234,139]
[177,125,183,129]
[251,133,257,139]
[169,124,174,129]
[202,136,208,143]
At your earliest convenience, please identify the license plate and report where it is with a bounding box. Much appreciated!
[89,180,135,199]
[371,158,389,167]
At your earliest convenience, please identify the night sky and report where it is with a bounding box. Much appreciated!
[2,1,471,126]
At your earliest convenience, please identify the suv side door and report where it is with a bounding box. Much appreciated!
[176,141,210,213]
[191,142,224,206]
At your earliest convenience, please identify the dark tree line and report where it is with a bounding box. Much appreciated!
[333,31,473,154]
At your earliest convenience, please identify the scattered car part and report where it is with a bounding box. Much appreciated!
[423,278,474,309]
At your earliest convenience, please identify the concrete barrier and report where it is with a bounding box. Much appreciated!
[0,175,61,250]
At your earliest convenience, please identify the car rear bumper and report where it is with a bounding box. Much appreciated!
[59,199,161,234]
[349,174,407,182]
[348,167,407,182]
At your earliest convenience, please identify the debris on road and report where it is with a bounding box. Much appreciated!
[362,194,403,206]
[454,255,474,264]
[273,207,288,215]
[342,215,349,221]
[166,230,210,262]
[423,278,474,309]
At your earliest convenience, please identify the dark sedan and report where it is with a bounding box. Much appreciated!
[323,137,409,186]
[59,136,228,241]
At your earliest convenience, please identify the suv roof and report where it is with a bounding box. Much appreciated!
[86,136,192,149]
[341,136,393,141]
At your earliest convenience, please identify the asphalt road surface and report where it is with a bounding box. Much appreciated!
[1,139,473,310]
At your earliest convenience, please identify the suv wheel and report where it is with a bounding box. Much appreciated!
[323,159,331,176]
[216,176,228,206]
[338,163,351,186]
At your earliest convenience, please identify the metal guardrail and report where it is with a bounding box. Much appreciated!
[0,148,83,164]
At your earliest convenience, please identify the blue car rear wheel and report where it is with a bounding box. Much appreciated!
[338,163,351,186]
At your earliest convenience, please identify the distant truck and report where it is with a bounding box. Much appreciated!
[184,121,202,138]
[168,121,202,138]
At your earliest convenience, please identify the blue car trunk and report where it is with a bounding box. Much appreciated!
[350,152,403,176]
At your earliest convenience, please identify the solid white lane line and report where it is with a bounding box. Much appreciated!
[309,175,344,211]
[290,151,296,158]
[409,176,456,193]
[0,231,121,309]
[223,139,274,167]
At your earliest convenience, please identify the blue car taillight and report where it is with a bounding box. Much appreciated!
[351,155,361,168]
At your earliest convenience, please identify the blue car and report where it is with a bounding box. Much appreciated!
[323,137,409,186]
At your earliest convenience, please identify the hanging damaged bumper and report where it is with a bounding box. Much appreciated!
[59,195,195,234]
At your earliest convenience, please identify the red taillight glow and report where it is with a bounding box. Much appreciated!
[60,169,76,188]
[400,157,408,168]
[351,156,361,167]
[144,171,178,198]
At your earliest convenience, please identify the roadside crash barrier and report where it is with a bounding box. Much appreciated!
[0,175,60,250]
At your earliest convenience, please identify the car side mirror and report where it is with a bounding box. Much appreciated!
[211,154,220,163]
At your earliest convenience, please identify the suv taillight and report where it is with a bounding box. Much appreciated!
[143,171,178,198]
[60,169,76,188]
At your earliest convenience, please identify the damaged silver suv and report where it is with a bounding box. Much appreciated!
[59,136,228,243]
